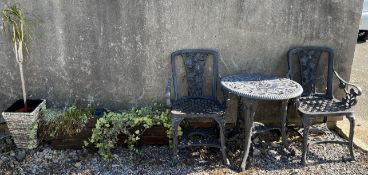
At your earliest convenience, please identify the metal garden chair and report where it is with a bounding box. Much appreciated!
[287,46,362,165]
[165,49,230,165]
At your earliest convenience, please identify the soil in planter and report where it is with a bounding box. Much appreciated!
[15,107,34,112]
[5,99,44,113]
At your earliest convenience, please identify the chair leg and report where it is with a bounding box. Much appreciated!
[214,117,230,166]
[172,116,183,164]
[346,113,356,161]
[302,117,311,166]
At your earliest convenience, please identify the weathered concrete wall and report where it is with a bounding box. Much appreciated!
[0,0,363,124]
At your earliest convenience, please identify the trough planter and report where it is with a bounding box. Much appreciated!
[115,125,169,147]
[41,118,169,149]
[2,99,46,149]
[135,125,169,146]
[41,117,98,149]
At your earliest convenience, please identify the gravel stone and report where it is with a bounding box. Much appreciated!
[270,142,280,148]
[268,150,278,156]
[74,162,81,168]
[253,149,261,156]
[253,137,260,144]
[0,127,367,174]
[15,150,26,161]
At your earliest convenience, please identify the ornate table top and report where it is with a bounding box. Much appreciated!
[221,74,303,100]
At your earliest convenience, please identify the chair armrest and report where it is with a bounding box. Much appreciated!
[334,70,362,107]
[165,75,172,107]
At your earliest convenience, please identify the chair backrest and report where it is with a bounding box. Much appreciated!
[171,49,219,100]
[287,46,334,97]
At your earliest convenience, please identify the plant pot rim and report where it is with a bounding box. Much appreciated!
[2,99,46,115]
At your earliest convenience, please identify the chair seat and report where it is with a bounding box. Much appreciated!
[298,94,352,115]
[171,97,224,116]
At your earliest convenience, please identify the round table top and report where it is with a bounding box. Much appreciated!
[221,74,303,100]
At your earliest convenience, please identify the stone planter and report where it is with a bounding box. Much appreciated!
[2,99,46,149]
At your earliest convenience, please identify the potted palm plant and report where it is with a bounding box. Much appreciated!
[1,5,46,149]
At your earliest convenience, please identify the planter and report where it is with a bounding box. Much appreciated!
[41,117,98,149]
[2,99,46,149]
[40,108,105,149]
[42,123,169,149]
[39,107,169,149]
[136,126,169,146]
[114,125,170,147]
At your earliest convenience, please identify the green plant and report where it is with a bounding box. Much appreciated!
[39,106,93,139]
[86,103,178,160]
[28,119,39,149]
[2,5,32,109]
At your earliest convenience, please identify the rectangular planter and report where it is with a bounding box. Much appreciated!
[2,99,46,149]
[136,126,169,146]
[41,117,97,149]
[41,118,169,149]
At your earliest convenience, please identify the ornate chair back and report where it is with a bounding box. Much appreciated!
[171,49,220,100]
[287,46,334,98]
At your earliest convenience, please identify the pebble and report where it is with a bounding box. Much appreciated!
[253,138,260,144]
[275,155,281,161]
[253,149,261,156]
[74,162,81,168]
[15,150,26,161]
[270,142,280,148]
[268,150,278,156]
[9,161,14,168]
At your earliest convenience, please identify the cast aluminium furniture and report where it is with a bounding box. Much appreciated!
[165,49,230,165]
[221,74,303,171]
[287,46,362,166]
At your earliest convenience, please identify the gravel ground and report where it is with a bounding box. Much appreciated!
[1,125,367,175]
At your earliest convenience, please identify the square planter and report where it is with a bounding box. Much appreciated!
[2,99,46,149]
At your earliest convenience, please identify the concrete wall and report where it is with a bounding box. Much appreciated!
[0,0,363,124]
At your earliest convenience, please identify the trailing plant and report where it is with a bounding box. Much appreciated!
[39,106,93,139]
[86,103,179,160]
[2,5,32,109]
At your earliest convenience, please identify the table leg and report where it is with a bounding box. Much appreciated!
[240,98,258,171]
[229,96,243,137]
[281,100,289,147]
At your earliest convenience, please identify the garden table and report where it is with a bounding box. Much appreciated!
[220,74,303,171]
